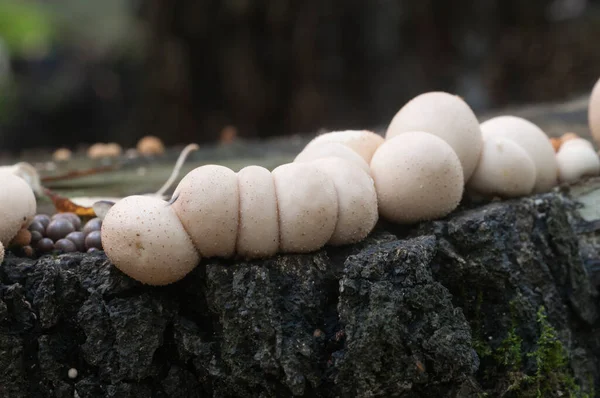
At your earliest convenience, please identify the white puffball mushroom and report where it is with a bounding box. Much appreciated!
[294,142,371,175]
[386,91,483,182]
[236,165,279,259]
[0,241,4,264]
[171,165,239,258]
[302,130,384,163]
[370,131,464,224]
[101,195,200,286]
[559,137,594,151]
[556,140,600,183]
[309,157,378,245]
[467,137,536,198]
[589,77,600,145]
[0,173,36,246]
[272,162,338,253]
[480,116,558,193]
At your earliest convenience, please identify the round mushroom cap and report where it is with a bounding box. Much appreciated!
[171,165,239,258]
[556,141,600,183]
[559,137,594,151]
[272,162,338,253]
[137,135,165,156]
[101,195,200,285]
[467,137,536,198]
[236,165,279,259]
[303,130,384,164]
[589,77,600,145]
[480,116,558,193]
[294,142,371,175]
[370,131,464,224]
[385,91,483,182]
[310,157,378,245]
[0,174,36,246]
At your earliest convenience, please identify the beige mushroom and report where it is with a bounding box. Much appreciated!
[556,140,600,183]
[101,195,200,285]
[0,174,36,246]
[171,165,239,258]
[480,116,558,193]
[272,162,338,253]
[589,77,600,145]
[137,135,165,156]
[467,137,536,198]
[0,241,4,264]
[310,157,378,245]
[370,131,464,224]
[294,142,371,175]
[236,165,279,259]
[386,91,483,182]
[302,130,384,163]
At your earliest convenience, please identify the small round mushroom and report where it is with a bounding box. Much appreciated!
[309,157,378,245]
[556,139,600,183]
[53,148,72,162]
[370,131,464,224]
[171,165,239,258]
[101,195,200,286]
[302,130,385,163]
[588,77,600,145]
[466,137,536,198]
[385,91,483,182]
[236,165,279,259]
[0,174,36,246]
[480,116,558,193]
[10,228,32,247]
[294,142,371,175]
[272,162,338,253]
[137,135,165,156]
[559,137,594,151]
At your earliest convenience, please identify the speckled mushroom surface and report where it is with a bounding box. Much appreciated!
[101,195,200,286]
[302,130,384,163]
[171,165,239,258]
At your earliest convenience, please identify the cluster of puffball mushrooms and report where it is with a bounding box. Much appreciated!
[3,84,600,286]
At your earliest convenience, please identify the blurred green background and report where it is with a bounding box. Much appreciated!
[1,0,600,153]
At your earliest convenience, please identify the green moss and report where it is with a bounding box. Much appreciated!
[477,304,594,397]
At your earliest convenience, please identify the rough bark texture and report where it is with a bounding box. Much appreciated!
[1,185,599,397]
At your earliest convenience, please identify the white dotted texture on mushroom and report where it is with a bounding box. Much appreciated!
[370,131,464,224]
[467,137,536,198]
[294,142,371,175]
[385,91,483,182]
[101,195,200,286]
[272,162,338,253]
[0,173,36,246]
[310,157,378,245]
[171,165,239,258]
[589,77,600,146]
[480,115,558,193]
[302,130,384,163]
[556,140,600,183]
[236,165,279,259]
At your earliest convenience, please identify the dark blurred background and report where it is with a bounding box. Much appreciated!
[1,0,600,152]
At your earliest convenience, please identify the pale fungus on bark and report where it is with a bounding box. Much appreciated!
[236,165,279,259]
[556,139,600,183]
[370,131,464,224]
[294,142,371,175]
[480,116,558,193]
[101,195,200,286]
[171,165,239,258]
[467,137,536,198]
[302,130,384,163]
[589,77,600,145]
[385,91,483,182]
[309,157,378,245]
[272,162,338,253]
[0,174,36,246]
